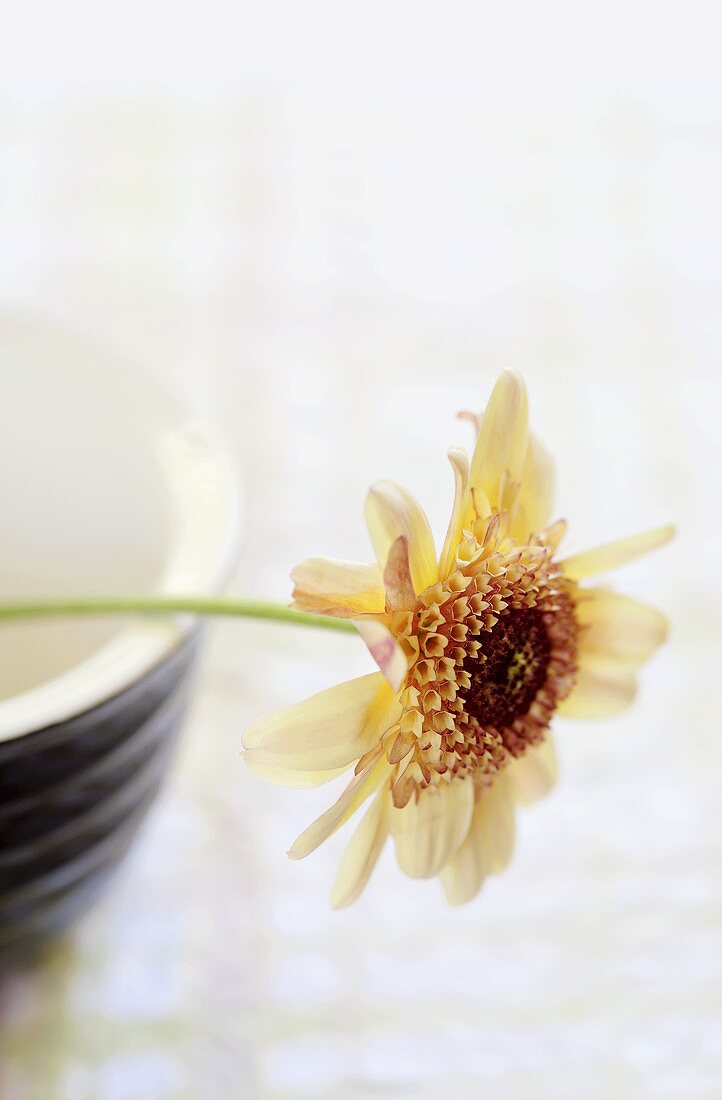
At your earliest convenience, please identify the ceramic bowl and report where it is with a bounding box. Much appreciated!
[0,313,241,965]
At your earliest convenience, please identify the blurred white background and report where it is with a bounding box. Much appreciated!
[1,5,721,1098]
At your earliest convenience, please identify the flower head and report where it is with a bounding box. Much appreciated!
[243,373,673,906]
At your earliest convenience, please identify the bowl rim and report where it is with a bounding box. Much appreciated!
[0,313,243,745]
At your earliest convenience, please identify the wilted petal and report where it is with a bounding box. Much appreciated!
[354,618,408,692]
[439,446,471,579]
[540,518,567,554]
[469,372,529,510]
[288,755,391,860]
[457,409,481,435]
[440,779,515,905]
[576,587,668,670]
[391,776,474,879]
[561,525,675,581]
[365,480,438,594]
[242,673,390,771]
[506,737,558,806]
[383,535,416,610]
[291,556,385,617]
[330,784,390,908]
[558,664,637,719]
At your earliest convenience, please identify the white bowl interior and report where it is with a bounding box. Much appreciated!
[1,340,171,697]
[0,314,241,740]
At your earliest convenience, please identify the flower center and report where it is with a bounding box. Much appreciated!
[464,608,551,729]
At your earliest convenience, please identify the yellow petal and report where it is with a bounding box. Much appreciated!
[364,480,438,594]
[291,556,385,617]
[561,525,675,581]
[242,751,347,788]
[391,776,474,879]
[508,433,555,542]
[440,778,515,905]
[330,785,390,908]
[558,664,636,719]
[242,673,392,771]
[439,447,471,579]
[575,588,668,670]
[469,372,529,510]
[353,618,408,692]
[506,737,558,806]
[288,755,391,860]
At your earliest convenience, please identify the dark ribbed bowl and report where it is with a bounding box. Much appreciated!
[0,630,200,967]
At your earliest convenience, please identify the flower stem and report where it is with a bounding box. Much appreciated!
[0,597,357,634]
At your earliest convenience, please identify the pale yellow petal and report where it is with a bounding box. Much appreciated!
[440,778,515,905]
[508,433,555,542]
[330,784,390,908]
[364,480,438,594]
[439,446,471,579]
[575,587,668,670]
[439,814,487,905]
[242,673,392,771]
[561,525,675,581]
[469,372,529,510]
[353,618,408,692]
[242,751,347,788]
[478,778,516,874]
[291,556,385,617]
[391,775,474,879]
[558,663,637,719]
[506,737,558,806]
[288,755,391,860]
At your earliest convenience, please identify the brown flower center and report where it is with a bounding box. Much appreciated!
[464,608,551,729]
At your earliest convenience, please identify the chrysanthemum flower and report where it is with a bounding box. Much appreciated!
[242,373,673,907]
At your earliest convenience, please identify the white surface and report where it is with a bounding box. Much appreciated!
[0,315,242,741]
[0,85,720,1099]
[0,2,721,108]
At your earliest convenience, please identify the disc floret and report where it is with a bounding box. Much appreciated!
[381,516,578,809]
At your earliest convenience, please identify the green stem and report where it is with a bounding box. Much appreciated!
[0,597,357,634]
